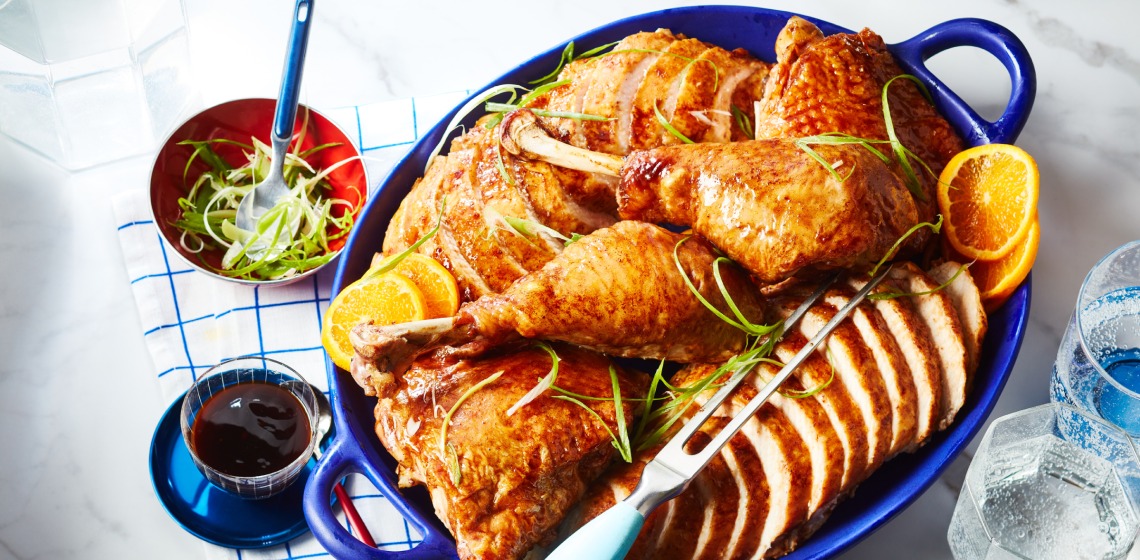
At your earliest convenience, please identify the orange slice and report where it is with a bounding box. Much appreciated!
[938,144,1039,261]
[321,272,427,371]
[372,252,460,319]
[943,218,1039,312]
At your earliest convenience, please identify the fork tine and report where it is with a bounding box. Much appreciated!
[625,265,893,515]
[661,273,838,452]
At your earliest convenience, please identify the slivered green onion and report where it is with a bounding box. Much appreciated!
[655,102,694,144]
[792,74,941,200]
[171,127,361,281]
[731,105,754,140]
[483,206,580,247]
[445,444,461,485]
[868,262,971,301]
[552,365,633,462]
[672,237,775,338]
[779,349,837,399]
[530,40,620,85]
[482,79,575,129]
[633,360,669,445]
[609,366,632,462]
[484,102,612,122]
[425,84,526,173]
[506,342,561,416]
[516,79,572,108]
[882,74,931,200]
[509,344,636,462]
[630,240,786,450]
[793,133,893,184]
[438,369,505,484]
[577,41,622,59]
[494,141,516,187]
[531,42,577,85]
[363,196,447,281]
[867,215,943,278]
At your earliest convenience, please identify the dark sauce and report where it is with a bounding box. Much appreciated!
[190,381,311,477]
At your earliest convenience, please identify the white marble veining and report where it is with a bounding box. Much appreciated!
[2,0,1140,558]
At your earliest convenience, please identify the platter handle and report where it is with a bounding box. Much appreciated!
[304,391,456,559]
[891,18,1036,145]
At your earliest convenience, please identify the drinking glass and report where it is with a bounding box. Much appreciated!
[1052,240,1140,444]
[179,356,318,499]
[0,0,194,169]
[947,403,1140,560]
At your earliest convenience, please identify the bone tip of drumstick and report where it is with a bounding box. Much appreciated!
[499,109,541,157]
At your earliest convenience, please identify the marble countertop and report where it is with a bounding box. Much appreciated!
[2,0,1139,558]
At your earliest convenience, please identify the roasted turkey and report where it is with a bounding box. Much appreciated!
[345,15,990,560]
[383,30,773,301]
[502,108,924,284]
[362,343,646,560]
[351,220,764,387]
[755,16,965,223]
[557,263,987,559]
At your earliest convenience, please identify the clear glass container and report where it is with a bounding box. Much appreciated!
[0,0,194,170]
[1052,240,1140,446]
[180,357,319,500]
[947,403,1140,560]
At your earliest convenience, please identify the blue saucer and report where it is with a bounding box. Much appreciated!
[149,394,312,549]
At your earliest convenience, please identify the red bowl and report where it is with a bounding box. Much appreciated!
[149,98,368,285]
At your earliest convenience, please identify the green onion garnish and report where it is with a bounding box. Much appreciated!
[552,365,633,463]
[882,74,933,200]
[505,342,561,416]
[732,105,754,140]
[438,369,505,484]
[484,102,612,123]
[627,239,786,450]
[529,40,620,86]
[672,237,776,338]
[866,215,943,278]
[171,129,361,281]
[778,348,837,400]
[792,74,943,200]
[425,84,527,174]
[483,206,580,247]
[868,262,971,301]
[655,102,694,144]
[363,196,447,281]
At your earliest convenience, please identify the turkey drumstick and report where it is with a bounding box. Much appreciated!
[350,220,765,388]
[501,109,923,284]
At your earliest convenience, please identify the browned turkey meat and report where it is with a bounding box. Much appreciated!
[531,29,770,154]
[382,31,772,301]
[502,109,923,284]
[558,263,987,559]
[755,16,965,224]
[351,220,764,386]
[347,16,987,560]
[357,342,645,560]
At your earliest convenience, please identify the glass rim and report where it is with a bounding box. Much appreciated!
[180,356,319,485]
[1075,240,1140,402]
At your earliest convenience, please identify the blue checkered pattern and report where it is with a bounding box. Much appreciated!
[114,91,471,559]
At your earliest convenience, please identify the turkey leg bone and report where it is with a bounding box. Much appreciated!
[349,220,766,393]
[500,109,623,176]
[500,108,924,284]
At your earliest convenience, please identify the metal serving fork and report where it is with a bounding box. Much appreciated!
[235,0,314,232]
[546,265,893,560]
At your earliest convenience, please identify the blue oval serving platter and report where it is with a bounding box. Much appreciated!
[305,6,1035,559]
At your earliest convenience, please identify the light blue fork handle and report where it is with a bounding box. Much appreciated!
[546,501,645,560]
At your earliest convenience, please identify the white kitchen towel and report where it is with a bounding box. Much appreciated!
[113,90,470,560]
